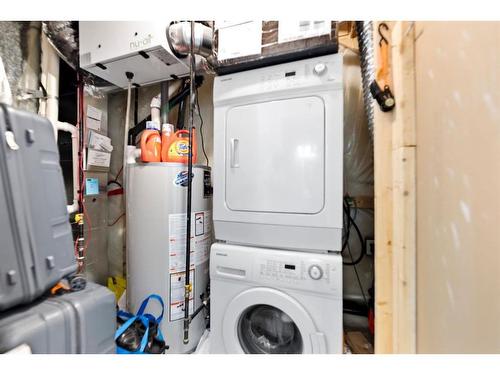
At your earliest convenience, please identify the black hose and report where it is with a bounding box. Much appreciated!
[342,199,366,266]
[177,96,187,130]
[160,81,169,125]
[183,21,196,345]
[134,86,138,126]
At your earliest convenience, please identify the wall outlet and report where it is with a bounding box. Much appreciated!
[365,239,375,256]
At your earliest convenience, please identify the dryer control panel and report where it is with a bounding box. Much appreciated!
[213,53,343,106]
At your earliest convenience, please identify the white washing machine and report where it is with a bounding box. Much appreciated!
[213,54,343,252]
[210,243,343,354]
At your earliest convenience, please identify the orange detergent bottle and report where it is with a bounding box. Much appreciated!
[140,130,162,162]
[161,126,197,164]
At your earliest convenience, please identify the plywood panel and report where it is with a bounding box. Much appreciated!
[415,21,500,353]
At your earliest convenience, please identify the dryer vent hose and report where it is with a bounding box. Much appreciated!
[355,21,376,141]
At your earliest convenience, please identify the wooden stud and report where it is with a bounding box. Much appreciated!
[373,21,417,353]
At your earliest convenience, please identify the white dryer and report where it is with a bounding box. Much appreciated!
[210,243,343,354]
[212,54,343,252]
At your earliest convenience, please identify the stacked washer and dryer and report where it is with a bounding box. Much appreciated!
[210,53,344,354]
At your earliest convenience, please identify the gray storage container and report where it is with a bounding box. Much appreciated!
[0,104,77,312]
[0,282,116,354]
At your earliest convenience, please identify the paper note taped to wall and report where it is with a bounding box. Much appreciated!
[86,148,111,169]
[86,105,102,131]
[278,20,331,43]
[217,21,262,60]
[88,130,113,152]
[85,177,99,195]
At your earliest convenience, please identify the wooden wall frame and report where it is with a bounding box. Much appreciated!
[373,21,417,354]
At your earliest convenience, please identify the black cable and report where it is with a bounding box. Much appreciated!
[347,241,369,310]
[196,87,209,166]
[134,86,139,126]
[342,200,352,251]
[342,197,366,266]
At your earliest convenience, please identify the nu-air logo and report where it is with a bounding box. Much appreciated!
[130,34,153,51]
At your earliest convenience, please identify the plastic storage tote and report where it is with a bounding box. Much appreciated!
[0,282,116,354]
[0,104,77,312]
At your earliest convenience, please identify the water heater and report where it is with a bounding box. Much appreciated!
[126,163,212,353]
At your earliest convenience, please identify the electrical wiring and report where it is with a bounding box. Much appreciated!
[108,213,125,227]
[75,77,92,272]
[195,87,209,166]
[342,196,366,266]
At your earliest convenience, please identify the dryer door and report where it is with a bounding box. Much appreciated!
[225,96,325,215]
[222,287,327,354]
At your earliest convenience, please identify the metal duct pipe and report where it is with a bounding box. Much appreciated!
[355,21,375,140]
[167,22,213,59]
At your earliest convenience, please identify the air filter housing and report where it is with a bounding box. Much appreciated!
[79,21,190,87]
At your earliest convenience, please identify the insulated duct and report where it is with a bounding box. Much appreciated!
[42,22,79,70]
[167,21,213,59]
[42,21,114,92]
[355,21,375,140]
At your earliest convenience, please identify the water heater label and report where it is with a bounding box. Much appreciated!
[169,270,195,321]
[168,211,212,274]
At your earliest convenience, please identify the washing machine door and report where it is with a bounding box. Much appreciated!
[222,287,327,354]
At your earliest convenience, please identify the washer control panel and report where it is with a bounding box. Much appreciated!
[256,254,340,293]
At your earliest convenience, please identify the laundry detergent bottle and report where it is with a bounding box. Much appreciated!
[140,130,162,162]
[161,127,197,164]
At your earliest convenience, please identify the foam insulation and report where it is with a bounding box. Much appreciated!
[0,21,40,113]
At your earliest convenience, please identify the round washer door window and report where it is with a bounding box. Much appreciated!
[237,304,303,354]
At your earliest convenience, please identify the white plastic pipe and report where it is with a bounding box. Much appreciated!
[150,80,181,127]
[150,94,161,127]
[40,32,79,215]
[55,121,79,214]
[123,78,133,188]
[0,56,13,105]
[39,33,60,140]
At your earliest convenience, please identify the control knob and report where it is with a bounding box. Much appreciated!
[313,63,327,76]
[308,264,323,280]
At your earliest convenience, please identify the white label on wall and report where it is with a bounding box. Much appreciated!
[86,105,102,131]
[86,148,111,169]
[86,105,102,121]
[168,211,212,274]
[217,21,262,60]
[278,20,331,43]
[169,270,194,321]
[86,117,101,131]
